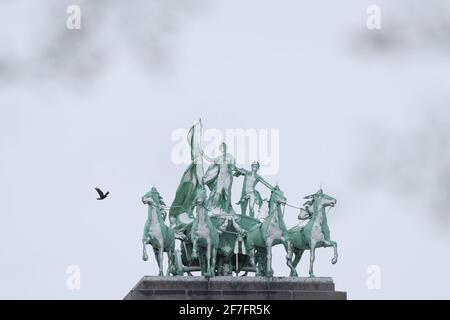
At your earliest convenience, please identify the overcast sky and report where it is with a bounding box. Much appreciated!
[1,0,449,299]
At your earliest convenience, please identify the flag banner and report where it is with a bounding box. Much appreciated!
[170,119,204,218]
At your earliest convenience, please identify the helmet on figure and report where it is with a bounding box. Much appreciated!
[251,161,260,171]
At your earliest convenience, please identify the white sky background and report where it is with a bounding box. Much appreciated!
[1,0,450,299]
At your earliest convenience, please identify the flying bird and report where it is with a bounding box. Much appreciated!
[95,187,109,200]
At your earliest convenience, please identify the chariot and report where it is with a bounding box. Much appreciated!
[172,213,262,276]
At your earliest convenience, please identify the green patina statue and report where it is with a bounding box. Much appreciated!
[245,186,296,277]
[190,188,220,277]
[288,189,338,277]
[202,142,236,214]
[169,121,203,228]
[141,119,339,278]
[234,161,273,218]
[141,187,176,276]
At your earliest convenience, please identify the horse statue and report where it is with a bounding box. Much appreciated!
[245,186,296,277]
[288,189,338,277]
[190,188,220,277]
[141,187,176,276]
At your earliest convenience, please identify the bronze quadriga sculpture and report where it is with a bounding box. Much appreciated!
[141,119,339,279]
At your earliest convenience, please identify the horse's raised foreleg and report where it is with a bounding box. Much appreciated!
[309,243,316,277]
[292,249,304,269]
[324,240,338,264]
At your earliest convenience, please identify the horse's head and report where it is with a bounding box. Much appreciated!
[304,188,336,211]
[141,187,163,206]
[269,185,287,206]
[193,187,208,206]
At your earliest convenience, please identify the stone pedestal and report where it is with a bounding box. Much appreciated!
[124,276,346,300]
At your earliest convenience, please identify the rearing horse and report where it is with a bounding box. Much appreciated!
[245,186,295,277]
[288,189,338,277]
[142,187,176,276]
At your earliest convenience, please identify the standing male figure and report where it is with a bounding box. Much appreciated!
[234,161,273,218]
